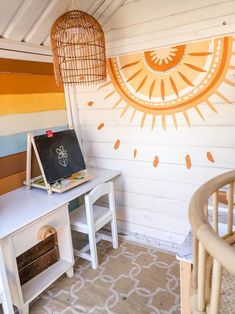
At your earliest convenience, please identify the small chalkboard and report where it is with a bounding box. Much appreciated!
[34,129,86,184]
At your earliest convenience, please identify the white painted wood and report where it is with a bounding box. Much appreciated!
[2,0,49,41]
[87,0,107,15]
[12,205,67,257]
[68,86,82,147]
[24,0,71,45]
[83,142,235,169]
[74,50,235,249]
[0,37,50,55]
[0,0,234,59]
[82,125,235,148]
[1,204,74,313]
[0,49,52,62]
[0,0,25,35]
[21,259,72,303]
[0,110,68,137]
[96,0,126,26]
[70,181,118,268]
[86,156,233,185]
[0,246,14,314]
[0,168,120,240]
[26,133,32,191]
[70,205,113,233]
[103,0,235,56]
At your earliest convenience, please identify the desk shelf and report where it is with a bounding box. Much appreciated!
[22,259,73,304]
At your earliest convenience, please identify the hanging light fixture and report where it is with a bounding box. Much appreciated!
[50,10,106,86]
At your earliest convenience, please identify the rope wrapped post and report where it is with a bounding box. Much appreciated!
[50,10,106,86]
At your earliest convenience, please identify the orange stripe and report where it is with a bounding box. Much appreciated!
[0,74,63,94]
[0,59,54,75]
[0,171,26,195]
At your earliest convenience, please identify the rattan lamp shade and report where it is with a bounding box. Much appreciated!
[50,10,106,86]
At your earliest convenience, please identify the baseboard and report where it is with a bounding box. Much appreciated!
[102,226,182,254]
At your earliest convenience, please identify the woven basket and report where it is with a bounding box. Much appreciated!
[51,10,106,86]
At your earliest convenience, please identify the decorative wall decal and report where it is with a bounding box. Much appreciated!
[114,139,121,150]
[95,36,235,170]
[102,36,234,130]
[87,101,94,107]
[153,156,159,168]
[207,152,215,163]
[97,123,104,130]
[185,155,192,170]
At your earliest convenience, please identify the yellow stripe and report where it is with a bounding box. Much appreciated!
[0,93,65,115]
[0,171,25,195]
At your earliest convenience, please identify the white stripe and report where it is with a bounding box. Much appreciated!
[0,110,68,136]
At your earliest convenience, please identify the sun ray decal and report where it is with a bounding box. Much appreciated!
[95,35,235,170]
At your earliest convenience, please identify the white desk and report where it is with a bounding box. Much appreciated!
[0,167,121,314]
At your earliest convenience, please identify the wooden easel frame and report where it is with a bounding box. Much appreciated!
[26,133,53,195]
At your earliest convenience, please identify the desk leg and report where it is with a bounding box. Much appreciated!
[66,267,74,278]
[0,246,14,314]
[180,261,192,314]
[21,304,29,314]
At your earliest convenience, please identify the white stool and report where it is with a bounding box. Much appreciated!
[70,181,118,269]
[0,247,14,314]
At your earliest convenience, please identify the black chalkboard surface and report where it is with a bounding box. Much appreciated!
[34,129,86,184]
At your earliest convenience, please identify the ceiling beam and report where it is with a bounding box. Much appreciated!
[23,0,71,44]
[2,0,34,38]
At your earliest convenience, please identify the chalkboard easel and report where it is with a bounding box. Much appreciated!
[25,130,92,195]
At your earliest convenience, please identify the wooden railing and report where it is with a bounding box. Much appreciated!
[189,170,235,314]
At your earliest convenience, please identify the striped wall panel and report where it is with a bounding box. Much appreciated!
[0,59,68,195]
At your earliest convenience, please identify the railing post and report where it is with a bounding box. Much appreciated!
[227,182,234,235]
[209,259,222,314]
[197,242,207,311]
[212,191,218,234]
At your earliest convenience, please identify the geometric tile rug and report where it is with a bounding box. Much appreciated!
[30,240,180,314]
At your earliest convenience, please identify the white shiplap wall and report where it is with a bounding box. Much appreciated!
[75,64,235,251]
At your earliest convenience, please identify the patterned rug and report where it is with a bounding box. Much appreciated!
[30,240,180,314]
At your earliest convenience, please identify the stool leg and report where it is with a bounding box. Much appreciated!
[85,198,98,269]
[111,218,118,249]
[88,231,98,269]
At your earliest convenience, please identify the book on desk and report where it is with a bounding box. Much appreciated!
[25,129,92,195]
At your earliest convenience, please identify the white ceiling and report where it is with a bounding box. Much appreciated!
[0,0,234,62]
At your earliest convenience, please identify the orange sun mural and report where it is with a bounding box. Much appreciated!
[95,36,235,169]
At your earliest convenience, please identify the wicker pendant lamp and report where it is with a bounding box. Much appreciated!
[50,10,106,86]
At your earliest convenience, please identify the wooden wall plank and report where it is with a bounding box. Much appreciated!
[0,93,65,115]
[0,74,63,94]
[0,152,26,179]
[0,151,40,179]
[0,171,26,195]
[0,125,67,157]
[0,110,68,136]
[0,58,54,75]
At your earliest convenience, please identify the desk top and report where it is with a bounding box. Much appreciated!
[0,168,121,239]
